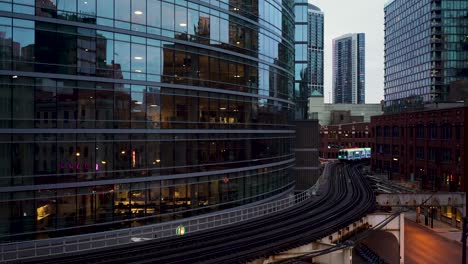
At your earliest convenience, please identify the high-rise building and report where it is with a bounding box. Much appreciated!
[294,0,324,120]
[384,0,468,112]
[332,33,366,104]
[0,0,295,241]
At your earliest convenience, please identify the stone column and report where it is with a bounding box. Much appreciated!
[399,213,405,264]
[416,206,421,223]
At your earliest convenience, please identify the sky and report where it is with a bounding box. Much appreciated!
[309,0,386,103]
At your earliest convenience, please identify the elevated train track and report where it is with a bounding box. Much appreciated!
[18,163,375,264]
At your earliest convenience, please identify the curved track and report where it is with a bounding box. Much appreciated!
[19,162,375,264]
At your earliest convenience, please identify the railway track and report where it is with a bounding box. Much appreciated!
[366,175,417,194]
[18,162,375,264]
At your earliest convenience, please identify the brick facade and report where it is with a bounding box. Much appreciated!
[370,107,466,193]
[319,122,371,159]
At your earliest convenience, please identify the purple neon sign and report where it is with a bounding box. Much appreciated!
[58,162,99,171]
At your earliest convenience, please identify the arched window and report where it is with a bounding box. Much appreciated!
[441,123,452,140]
[416,125,424,138]
[384,126,390,137]
[429,124,437,139]
[392,126,399,137]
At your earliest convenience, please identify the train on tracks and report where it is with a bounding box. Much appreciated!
[337,147,371,162]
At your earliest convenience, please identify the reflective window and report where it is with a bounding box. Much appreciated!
[175,6,187,34]
[0,23,12,70]
[78,0,95,16]
[294,25,306,42]
[114,0,130,21]
[131,43,146,80]
[131,0,146,25]
[58,0,76,13]
[114,40,130,74]
[147,0,161,28]
[210,15,220,43]
[96,31,114,77]
[97,0,113,18]
[0,0,297,241]
[162,3,174,31]
[187,8,199,38]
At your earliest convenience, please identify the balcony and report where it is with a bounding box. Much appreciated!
[431,37,443,43]
[430,71,442,78]
[431,62,443,69]
[431,27,442,34]
[431,12,442,19]
[432,56,442,62]
[431,44,444,52]
[431,4,441,11]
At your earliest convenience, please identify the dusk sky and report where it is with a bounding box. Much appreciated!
[309,0,386,103]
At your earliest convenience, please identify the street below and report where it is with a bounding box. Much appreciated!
[355,219,465,264]
[405,220,466,264]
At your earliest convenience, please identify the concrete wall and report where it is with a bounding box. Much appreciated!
[308,97,382,125]
[293,120,321,191]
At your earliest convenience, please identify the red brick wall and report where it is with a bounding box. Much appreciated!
[370,107,466,192]
[319,122,371,159]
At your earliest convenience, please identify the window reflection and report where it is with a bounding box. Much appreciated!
[114,0,130,22]
[175,6,187,37]
[131,91,145,128]
[0,164,293,239]
[97,0,113,19]
[0,22,293,99]
[147,0,161,29]
[131,0,146,25]
[131,43,146,80]
[12,26,34,71]
[114,41,130,77]
[0,78,294,130]
[0,0,297,241]
[27,0,295,70]
[78,0,95,16]
[57,0,76,14]
[161,2,174,31]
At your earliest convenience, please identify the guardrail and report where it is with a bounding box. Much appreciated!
[0,164,331,262]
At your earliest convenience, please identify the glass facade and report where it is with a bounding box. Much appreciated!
[293,0,323,120]
[332,33,365,104]
[384,0,468,112]
[0,0,295,241]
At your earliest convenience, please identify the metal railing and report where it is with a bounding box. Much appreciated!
[0,164,330,262]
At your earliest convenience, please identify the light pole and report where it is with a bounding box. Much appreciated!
[462,217,467,264]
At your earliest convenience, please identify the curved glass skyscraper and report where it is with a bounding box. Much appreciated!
[0,0,295,241]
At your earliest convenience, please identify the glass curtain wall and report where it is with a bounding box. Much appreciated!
[0,0,295,241]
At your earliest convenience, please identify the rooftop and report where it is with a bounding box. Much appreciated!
[308,3,321,12]
[384,0,395,8]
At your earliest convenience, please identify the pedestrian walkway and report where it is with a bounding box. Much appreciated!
[404,210,462,243]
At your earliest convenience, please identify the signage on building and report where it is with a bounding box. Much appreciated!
[58,162,100,171]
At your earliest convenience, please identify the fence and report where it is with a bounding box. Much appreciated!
[1,164,329,262]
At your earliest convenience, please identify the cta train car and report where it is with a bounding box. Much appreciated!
[337,147,371,162]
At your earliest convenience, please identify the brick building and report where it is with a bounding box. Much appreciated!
[319,122,371,159]
[370,106,467,193]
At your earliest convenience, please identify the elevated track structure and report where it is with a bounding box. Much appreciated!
[5,162,376,264]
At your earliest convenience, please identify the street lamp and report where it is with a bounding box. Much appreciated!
[463,217,467,264]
